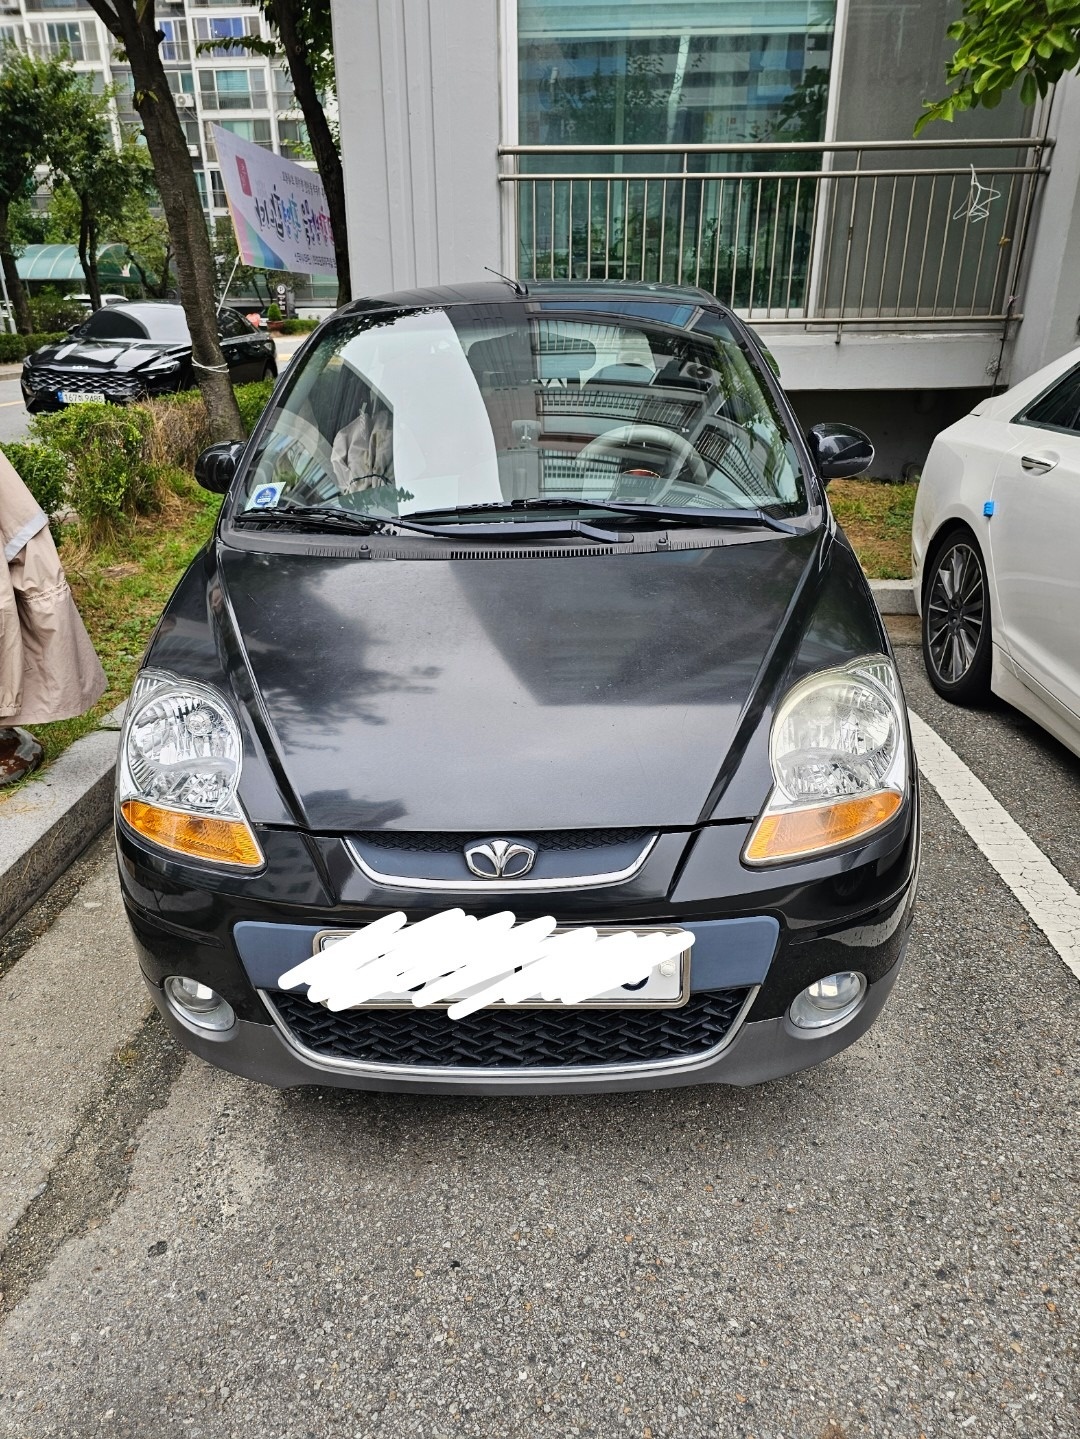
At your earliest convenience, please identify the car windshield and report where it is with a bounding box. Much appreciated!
[80,306,191,344]
[239,300,806,520]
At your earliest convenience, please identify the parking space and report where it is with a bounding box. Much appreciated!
[0,628,1077,1439]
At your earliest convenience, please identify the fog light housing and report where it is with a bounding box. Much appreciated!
[788,971,867,1031]
[164,975,235,1032]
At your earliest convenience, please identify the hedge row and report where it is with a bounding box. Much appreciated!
[1,377,276,536]
[279,317,319,334]
[0,332,70,363]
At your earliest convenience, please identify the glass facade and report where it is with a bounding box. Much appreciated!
[519,0,836,150]
[517,0,836,301]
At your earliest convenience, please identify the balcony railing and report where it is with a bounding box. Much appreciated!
[499,138,1052,328]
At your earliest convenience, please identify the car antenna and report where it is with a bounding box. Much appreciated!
[484,265,529,297]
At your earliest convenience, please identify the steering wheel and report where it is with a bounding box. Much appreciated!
[577,423,711,490]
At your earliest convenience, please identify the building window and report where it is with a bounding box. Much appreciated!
[0,22,25,48]
[193,14,260,57]
[159,19,190,64]
[199,66,267,110]
[518,1,835,149]
[277,118,309,159]
[28,18,100,62]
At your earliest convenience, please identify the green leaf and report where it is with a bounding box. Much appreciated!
[1020,69,1039,104]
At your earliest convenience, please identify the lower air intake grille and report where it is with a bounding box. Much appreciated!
[268,988,751,1070]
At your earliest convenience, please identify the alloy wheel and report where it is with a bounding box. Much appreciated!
[925,540,986,686]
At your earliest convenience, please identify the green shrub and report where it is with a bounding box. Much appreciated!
[1,441,67,531]
[30,403,154,534]
[266,302,282,322]
[25,332,68,354]
[0,331,71,363]
[29,290,84,333]
[280,317,318,334]
[235,378,276,436]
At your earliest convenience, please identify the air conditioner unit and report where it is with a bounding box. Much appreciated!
[175,93,195,108]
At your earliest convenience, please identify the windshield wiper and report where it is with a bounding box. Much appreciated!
[231,502,629,545]
[407,497,798,535]
[232,503,437,538]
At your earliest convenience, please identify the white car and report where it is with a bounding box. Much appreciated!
[912,347,1080,758]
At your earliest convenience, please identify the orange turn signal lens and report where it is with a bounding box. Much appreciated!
[744,790,903,865]
[121,800,264,868]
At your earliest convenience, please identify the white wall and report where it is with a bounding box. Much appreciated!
[331,0,504,295]
[1008,72,1080,385]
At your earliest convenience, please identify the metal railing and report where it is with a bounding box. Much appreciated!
[499,138,1052,328]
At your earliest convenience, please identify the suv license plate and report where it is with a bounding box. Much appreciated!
[312,925,691,1009]
[60,390,105,404]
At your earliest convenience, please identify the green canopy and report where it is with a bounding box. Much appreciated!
[16,243,147,285]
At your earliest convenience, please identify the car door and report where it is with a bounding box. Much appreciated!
[988,363,1080,717]
[217,308,265,382]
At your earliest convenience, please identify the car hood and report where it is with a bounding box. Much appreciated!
[214,532,839,832]
[27,339,187,373]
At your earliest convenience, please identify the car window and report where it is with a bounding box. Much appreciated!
[218,309,248,339]
[239,302,807,520]
[80,309,150,341]
[1017,366,1080,435]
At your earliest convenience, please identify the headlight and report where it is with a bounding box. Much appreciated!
[743,657,908,864]
[118,671,263,867]
[143,358,181,376]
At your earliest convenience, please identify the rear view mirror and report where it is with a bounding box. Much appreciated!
[195,440,246,494]
[806,423,875,483]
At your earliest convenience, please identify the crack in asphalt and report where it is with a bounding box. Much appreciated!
[0,1008,184,1318]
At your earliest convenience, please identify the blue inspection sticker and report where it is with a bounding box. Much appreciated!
[249,483,283,510]
[983,500,996,517]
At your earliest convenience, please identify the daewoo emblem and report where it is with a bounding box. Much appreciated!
[464,839,537,880]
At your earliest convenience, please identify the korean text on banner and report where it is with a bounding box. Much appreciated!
[212,124,336,278]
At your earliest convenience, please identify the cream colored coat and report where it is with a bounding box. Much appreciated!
[0,451,106,725]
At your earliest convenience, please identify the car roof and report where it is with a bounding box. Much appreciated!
[344,279,733,324]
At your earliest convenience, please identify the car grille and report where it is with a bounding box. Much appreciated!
[351,827,653,855]
[268,987,751,1071]
[26,367,145,399]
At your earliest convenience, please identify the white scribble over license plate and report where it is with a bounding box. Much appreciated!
[313,925,691,1009]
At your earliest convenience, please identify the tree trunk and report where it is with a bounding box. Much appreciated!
[78,198,102,310]
[84,0,243,441]
[268,0,351,306]
[0,198,33,334]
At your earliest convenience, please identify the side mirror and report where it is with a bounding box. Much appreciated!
[194,440,246,494]
[806,423,875,483]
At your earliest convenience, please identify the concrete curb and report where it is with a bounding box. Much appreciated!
[0,701,125,937]
[869,578,916,615]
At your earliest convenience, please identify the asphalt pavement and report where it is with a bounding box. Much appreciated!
[0,627,1077,1439]
[0,376,29,444]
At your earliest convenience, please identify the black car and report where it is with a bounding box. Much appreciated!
[21,301,277,411]
[116,280,918,1095]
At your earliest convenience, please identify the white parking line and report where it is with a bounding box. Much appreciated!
[908,708,1080,983]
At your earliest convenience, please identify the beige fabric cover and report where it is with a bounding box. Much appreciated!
[0,450,106,725]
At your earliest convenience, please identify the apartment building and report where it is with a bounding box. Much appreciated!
[0,0,336,303]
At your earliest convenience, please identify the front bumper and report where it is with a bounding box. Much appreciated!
[118,786,919,1094]
[142,953,905,1094]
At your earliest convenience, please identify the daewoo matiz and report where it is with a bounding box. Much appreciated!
[116,281,919,1094]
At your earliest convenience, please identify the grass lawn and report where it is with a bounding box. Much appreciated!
[23,478,223,768]
[13,474,915,777]
[828,478,917,580]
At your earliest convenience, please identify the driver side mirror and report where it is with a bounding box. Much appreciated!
[195,440,246,494]
[806,423,875,483]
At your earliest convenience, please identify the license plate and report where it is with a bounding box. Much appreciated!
[60,390,105,404]
[311,925,691,1009]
